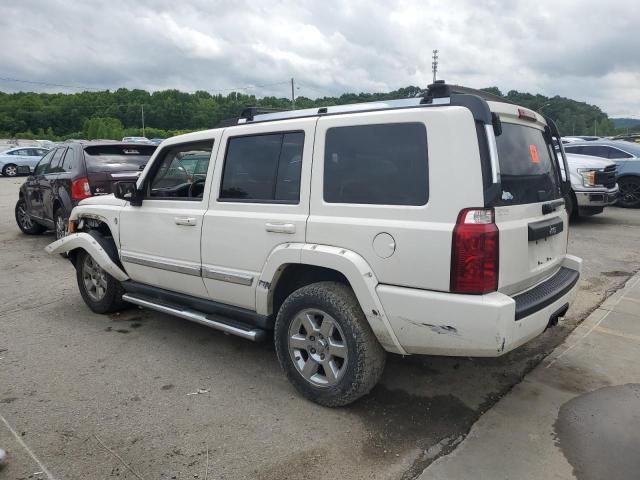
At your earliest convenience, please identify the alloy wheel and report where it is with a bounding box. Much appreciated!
[55,214,66,240]
[619,178,640,207]
[82,255,108,302]
[17,202,33,229]
[288,308,349,387]
[4,165,17,177]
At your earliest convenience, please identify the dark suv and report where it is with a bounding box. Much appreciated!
[15,141,157,238]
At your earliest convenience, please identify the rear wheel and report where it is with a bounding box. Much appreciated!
[2,163,18,177]
[617,177,640,208]
[75,250,127,314]
[274,281,386,407]
[54,207,68,240]
[15,198,46,235]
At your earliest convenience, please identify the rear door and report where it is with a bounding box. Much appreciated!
[41,147,66,222]
[489,104,567,295]
[201,118,314,310]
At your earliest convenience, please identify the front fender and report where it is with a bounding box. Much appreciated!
[45,232,129,282]
[257,243,407,355]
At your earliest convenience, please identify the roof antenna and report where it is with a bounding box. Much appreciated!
[432,49,439,83]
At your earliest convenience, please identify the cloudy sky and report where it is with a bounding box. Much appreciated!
[1,0,639,116]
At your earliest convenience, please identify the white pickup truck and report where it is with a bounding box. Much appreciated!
[564,153,618,217]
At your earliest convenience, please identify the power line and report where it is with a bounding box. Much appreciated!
[0,76,103,91]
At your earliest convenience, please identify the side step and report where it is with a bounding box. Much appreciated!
[122,293,266,342]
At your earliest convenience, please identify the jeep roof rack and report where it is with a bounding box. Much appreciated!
[217,81,510,127]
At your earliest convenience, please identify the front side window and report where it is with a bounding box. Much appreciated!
[324,123,429,205]
[220,132,304,202]
[148,141,213,199]
[34,150,55,175]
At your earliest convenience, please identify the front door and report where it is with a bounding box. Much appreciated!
[201,118,315,310]
[119,137,219,298]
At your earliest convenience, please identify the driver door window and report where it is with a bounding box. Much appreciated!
[147,141,213,200]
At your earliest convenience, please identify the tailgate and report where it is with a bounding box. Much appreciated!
[491,116,567,295]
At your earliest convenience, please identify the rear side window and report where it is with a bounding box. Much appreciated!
[323,123,428,206]
[48,148,66,173]
[83,144,156,173]
[220,132,304,203]
[605,148,633,159]
[495,123,561,205]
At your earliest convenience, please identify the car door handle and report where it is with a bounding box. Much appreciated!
[265,222,296,234]
[174,216,197,226]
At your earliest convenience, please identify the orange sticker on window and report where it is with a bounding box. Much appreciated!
[529,144,540,164]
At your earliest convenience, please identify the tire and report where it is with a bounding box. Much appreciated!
[15,198,46,235]
[564,192,577,218]
[53,207,68,241]
[617,177,640,208]
[274,281,386,407]
[75,249,127,314]
[2,163,18,177]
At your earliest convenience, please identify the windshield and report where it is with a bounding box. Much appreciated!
[83,145,156,173]
[495,123,561,205]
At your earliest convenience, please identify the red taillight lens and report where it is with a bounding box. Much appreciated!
[71,177,92,201]
[450,208,499,294]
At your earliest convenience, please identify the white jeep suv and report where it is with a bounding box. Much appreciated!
[46,83,582,406]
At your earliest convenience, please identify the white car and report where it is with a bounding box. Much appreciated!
[564,153,618,217]
[0,147,49,176]
[46,83,582,406]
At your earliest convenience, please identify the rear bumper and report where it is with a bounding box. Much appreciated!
[574,186,618,207]
[377,255,582,356]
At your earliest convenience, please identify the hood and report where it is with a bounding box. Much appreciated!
[565,153,614,170]
[78,194,127,207]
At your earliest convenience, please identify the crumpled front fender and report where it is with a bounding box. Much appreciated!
[45,232,129,282]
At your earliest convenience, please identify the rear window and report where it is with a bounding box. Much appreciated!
[495,123,561,205]
[324,123,428,205]
[83,145,157,173]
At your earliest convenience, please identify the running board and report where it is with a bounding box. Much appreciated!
[122,293,266,342]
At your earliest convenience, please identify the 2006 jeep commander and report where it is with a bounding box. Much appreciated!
[45,82,582,407]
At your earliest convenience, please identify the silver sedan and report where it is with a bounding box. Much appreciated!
[0,147,50,176]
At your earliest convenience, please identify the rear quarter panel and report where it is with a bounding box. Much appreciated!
[308,106,483,292]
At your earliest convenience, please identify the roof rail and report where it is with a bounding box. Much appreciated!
[240,106,287,122]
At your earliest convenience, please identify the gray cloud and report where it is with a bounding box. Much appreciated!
[1,0,639,116]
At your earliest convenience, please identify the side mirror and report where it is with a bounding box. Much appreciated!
[114,181,142,206]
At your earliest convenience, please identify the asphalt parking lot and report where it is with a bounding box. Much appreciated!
[1,176,640,480]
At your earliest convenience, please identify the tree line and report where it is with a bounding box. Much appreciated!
[0,85,618,140]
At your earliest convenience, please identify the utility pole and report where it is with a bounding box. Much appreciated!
[291,77,295,109]
[432,49,439,83]
[141,103,145,137]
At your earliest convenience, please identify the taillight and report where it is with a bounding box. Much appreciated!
[71,177,92,201]
[450,208,499,294]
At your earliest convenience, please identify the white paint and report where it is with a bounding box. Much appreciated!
[0,413,56,480]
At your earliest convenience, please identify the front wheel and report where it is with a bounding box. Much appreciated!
[75,250,127,314]
[2,163,18,177]
[617,177,640,208]
[15,198,46,235]
[274,281,386,407]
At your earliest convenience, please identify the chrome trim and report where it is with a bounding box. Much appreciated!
[485,124,500,184]
[121,253,201,276]
[111,172,141,178]
[122,294,264,341]
[203,267,253,286]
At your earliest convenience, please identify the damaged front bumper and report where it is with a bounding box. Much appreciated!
[376,255,582,357]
